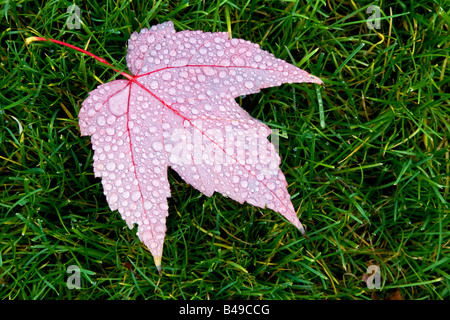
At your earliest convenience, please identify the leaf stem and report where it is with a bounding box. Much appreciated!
[26,36,134,81]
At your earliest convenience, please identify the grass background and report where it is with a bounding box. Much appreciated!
[1,0,449,300]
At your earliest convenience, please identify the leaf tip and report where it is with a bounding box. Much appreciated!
[155,256,162,275]
[298,225,309,239]
[309,74,325,87]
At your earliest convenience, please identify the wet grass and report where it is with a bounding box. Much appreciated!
[1,0,449,300]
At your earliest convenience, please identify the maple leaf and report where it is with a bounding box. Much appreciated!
[31,21,323,273]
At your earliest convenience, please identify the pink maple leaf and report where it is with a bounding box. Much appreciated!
[31,21,323,273]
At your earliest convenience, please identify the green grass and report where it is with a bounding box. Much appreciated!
[1,0,449,300]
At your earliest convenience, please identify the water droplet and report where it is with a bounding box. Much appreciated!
[168,152,177,162]
[152,141,163,151]
[134,59,142,70]
[109,193,118,204]
[152,180,160,187]
[150,81,158,89]
[164,144,173,152]
[197,74,206,82]
[106,162,116,171]
[146,34,155,43]
[218,70,228,78]
[233,56,245,66]
[131,191,141,201]
[143,201,153,210]
[108,89,129,116]
[162,72,172,81]
[107,115,116,125]
[230,38,239,46]
[202,66,215,76]
[96,116,106,126]
[244,81,254,89]
[220,58,231,66]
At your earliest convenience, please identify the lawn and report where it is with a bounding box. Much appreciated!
[0,0,449,300]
